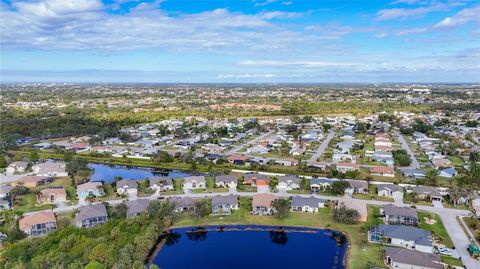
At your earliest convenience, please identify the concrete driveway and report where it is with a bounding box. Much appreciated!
[393,192,404,205]
[257,185,270,193]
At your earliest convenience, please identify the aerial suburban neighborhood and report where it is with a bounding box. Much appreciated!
[0,0,479,267]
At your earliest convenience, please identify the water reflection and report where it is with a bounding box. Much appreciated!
[186,227,208,242]
[165,232,182,247]
[269,230,288,245]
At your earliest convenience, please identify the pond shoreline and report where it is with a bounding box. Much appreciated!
[147,224,349,269]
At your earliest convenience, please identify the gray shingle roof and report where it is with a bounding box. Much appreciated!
[126,199,150,217]
[149,176,173,187]
[380,224,433,247]
[75,203,108,223]
[377,184,403,192]
[215,175,238,184]
[212,195,238,206]
[278,175,301,185]
[291,196,325,208]
[168,197,195,208]
[383,204,418,219]
[116,179,138,189]
[384,247,443,269]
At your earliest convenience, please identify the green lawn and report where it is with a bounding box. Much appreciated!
[14,193,54,213]
[441,256,464,267]
[175,204,385,269]
[417,211,454,248]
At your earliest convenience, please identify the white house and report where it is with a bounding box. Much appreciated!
[116,179,138,196]
[182,176,206,190]
[6,161,29,174]
[277,175,302,191]
[377,184,403,198]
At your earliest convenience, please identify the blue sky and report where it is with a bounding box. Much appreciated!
[1,0,479,83]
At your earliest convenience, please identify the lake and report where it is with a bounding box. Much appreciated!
[88,163,199,183]
[150,226,348,269]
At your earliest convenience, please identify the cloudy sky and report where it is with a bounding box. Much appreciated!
[1,0,479,83]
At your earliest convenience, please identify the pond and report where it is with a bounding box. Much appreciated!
[150,225,348,269]
[88,163,199,183]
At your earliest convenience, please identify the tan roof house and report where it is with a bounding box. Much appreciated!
[37,187,67,204]
[19,211,57,237]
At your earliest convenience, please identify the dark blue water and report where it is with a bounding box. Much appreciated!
[151,226,347,269]
[88,163,197,183]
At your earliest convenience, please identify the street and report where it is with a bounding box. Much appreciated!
[394,130,420,169]
[308,130,335,163]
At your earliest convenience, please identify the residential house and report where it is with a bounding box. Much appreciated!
[244,173,270,186]
[332,153,356,164]
[76,182,105,201]
[75,203,108,228]
[247,145,269,154]
[277,175,302,191]
[37,187,67,204]
[378,224,434,253]
[345,180,369,195]
[432,158,451,169]
[310,178,334,192]
[377,184,404,198]
[212,195,239,215]
[149,176,174,192]
[227,155,249,165]
[381,204,418,226]
[336,162,359,173]
[252,193,276,215]
[0,185,12,199]
[32,162,68,177]
[116,179,138,196]
[12,176,52,188]
[439,167,457,178]
[6,161,29,174]
[182,176,206,190]
[215,175,238,188]
[126,199,150,218]
[168,197,196,212]
[410,186,443,202]
[370,166,395,178]
[384,247,443,269]
[401,168,426,179]
[19,212,57,237]
[291,196,326,213]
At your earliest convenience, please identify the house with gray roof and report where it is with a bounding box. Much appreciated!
[75,203,108,228]
[381,204,418,226]
[384,247,443,269]
[409,186,443,202]
[116,179,138,196]
[215,175,238,188]
[310,178,335,192]
[149,176,174,192]
[377,184,404,198]
[277,175,302,191]
[345,179,369,195]
[211,195,239,215]
[401,168,426,179]
[378,224,434,253]
[182,176,206,190]
[126,199,150,218]
[291,196,326,213]
[168,197,196,212]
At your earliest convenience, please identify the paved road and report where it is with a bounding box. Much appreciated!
[308,130,335,163]
[394,130,420,169]
[224,131,273,156]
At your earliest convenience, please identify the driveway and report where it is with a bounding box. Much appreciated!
[393,192,404,205]
[432,200,444,208]
[308,130,335,163]
[224,131,273,156]
[393,130,420,169]
[257,185,270,193]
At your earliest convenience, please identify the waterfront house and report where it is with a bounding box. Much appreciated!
[76,182,105,201]
[182,176,206,190]
[32,161,68,177]
[291,196,325,213]
[126,199,150,218]
[378,224,434,253]
[381,204,418,226]
[227,155,249,165]
[384,247,443,269]
[149,176,174,192]
[37,187,67,205]
[252,193,276,215]
[277,175,302,191]
[19,211,57,237]
[116,179,138,196]
[6,161,29,174]
[215,175,238,188]
[75,203,108,228]
[244,173,270,186]
[168,197,196,212]
[211,195,239,215]
[377,184,403,198]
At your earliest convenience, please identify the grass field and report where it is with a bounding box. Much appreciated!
[417,211,454,248]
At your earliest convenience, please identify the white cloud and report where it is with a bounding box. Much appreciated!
[377,3,447,20]
[238,60,357,68]
[396,27,427,35]
[434,5,480,29]
[253,0,278,7]
[14,0,104,17]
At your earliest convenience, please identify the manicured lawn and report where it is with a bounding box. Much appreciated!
[418,211,454,248]
[441,256,463,267]
[464,217,480,241]
[174,204,386,269]
[14,193,54,213]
